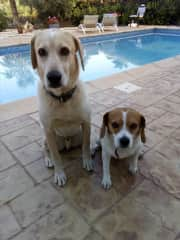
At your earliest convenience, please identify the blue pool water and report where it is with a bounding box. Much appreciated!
[0,28,180,103]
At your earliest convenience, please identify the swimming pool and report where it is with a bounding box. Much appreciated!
[0,28,180,103]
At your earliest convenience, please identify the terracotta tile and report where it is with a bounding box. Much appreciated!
[12,204,90,240]
[90,101,107,115]
[166,94,180,104]
[0,115,34,137]
[25,158,53,183]
[127,62,159,79]
[85,82,100,94]
[90,90,126,107]
[102,88,128,99]
[10,181,64,227]
[148,112,180,137]
[61,163,119,223]
[128,87,169,107]
[0,205,20,240]
[84,231,105,240]
[156,99,180,115]
[141,106,166,124]
[174,89,180,97]
[13,142,43,166]
[90,72,134,90]
[140,149,180,199]
[91,113,103,128]
[0,142,16,171]
[29,112,39,122]
[145,129,164,149]
[108,158,144,195]
[0,96,38,122]
[0,165,34,206]
[95,181,175,240]
[100,99,143,116]
[1,123,42,151]
[127,180,180,234]
[154,57,180,71]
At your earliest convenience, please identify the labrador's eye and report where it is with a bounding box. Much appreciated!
[38,48,47,57]
[111,122,119,129]
[130,123,138,130]
[60,47,70,56]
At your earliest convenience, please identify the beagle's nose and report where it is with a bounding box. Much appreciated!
[119,136,130,148]
[47,71,62,88]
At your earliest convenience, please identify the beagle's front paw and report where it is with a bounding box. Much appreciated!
[128,164,138,175]
[44,156,54,168]
[54,171,67,187]
[101,175,112,190]
[83,158,94,171]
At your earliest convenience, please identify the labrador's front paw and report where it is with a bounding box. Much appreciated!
[101,175,112,190]
[128,164,138,175]
[54,171,67,186]
[44,156,54,168]
[83,158,94,171]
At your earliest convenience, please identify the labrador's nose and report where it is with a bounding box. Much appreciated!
[119,136,130,148]
[47,71,62,88]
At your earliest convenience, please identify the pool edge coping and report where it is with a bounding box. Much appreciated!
[1,54,180,122]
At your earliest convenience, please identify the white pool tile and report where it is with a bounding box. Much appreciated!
[114,82,141,93]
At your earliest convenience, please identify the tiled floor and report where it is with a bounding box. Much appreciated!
[1,28,180,240]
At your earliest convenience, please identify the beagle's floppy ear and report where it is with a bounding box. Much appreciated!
[31,35,37,69]
[73,36,85,71]
[100,112,109,138]
[140,115,146,143]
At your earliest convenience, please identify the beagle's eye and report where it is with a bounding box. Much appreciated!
[111,122,119,129]
[130,123,138,130]
[38,48,47,57]
[60,47,70,56]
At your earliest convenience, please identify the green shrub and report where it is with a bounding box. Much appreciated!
[71,2,98,26]
[0,9,8,31]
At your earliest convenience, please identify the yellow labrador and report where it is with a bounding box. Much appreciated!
[31,29,93,186]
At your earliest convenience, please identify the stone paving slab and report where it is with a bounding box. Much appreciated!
[0,165,34,206]
[148,112,180,137]
[13,142,43,166]
[25,158,53,183]
[140,148,180,199]
[58,161,120,223]
[12,203,90,240]
[0,115,35,137]
[0,142,16,171]
[10,181,64,228]
[94,180,176,240]
[1,123,42,151]
[0,205,20,240]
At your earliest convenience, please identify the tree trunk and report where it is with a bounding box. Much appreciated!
[9,0,23,33]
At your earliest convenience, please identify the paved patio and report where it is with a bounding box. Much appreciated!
[0,27,180,240]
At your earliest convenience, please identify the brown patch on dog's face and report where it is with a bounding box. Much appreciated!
[100,108,124,138]
[30,30,84,94]
[127,109,146,143]
[106,109,123,134]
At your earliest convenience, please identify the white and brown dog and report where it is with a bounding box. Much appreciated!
[100,108,146,189]
[31,30,93,187]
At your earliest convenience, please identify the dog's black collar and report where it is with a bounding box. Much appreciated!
[115,149,119,158]
[46,86,77,103]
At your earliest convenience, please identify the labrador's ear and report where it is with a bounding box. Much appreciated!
[72,35,84,71]
[31,35,37,69]
[100,112,109,138]
[140,115,146,143]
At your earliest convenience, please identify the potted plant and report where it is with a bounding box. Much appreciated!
[48,16,60,28]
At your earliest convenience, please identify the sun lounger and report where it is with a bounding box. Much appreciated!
[78,15,101,34]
